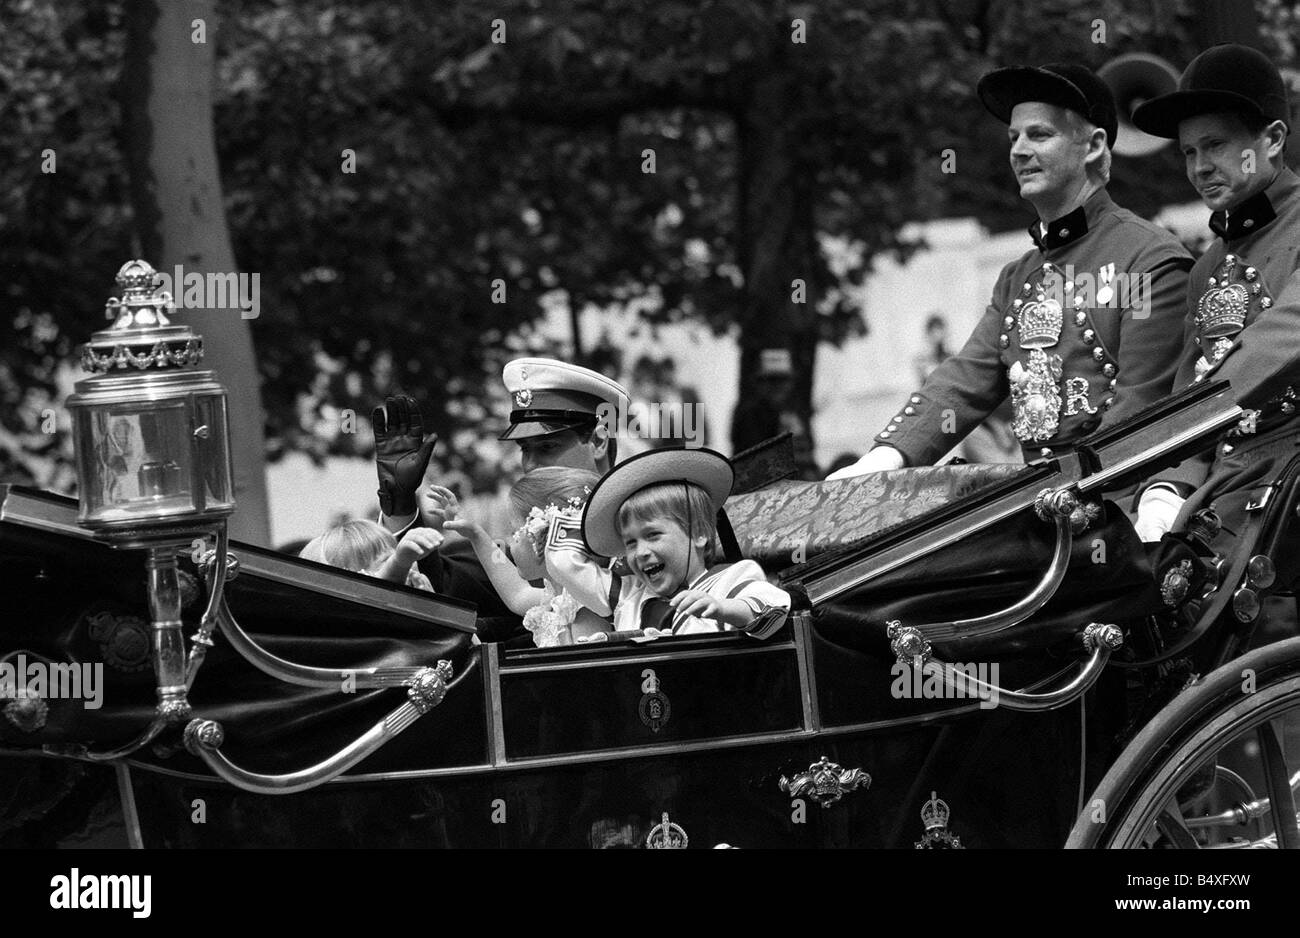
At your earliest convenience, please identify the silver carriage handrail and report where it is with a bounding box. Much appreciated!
[182,653,479,795]
[199,544,458,690]
[890,623,1124,712]
[915,512,1072,644]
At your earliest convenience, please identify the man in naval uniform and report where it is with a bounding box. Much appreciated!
[1130,45,1298,543]
[828,64,1193,480]
[372,359,628,639]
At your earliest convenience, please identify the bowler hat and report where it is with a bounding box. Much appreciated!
[1132,44,1290,139]
[978,63,1119,150]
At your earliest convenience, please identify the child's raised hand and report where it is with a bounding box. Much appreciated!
[405,566,434,592]
[417,484,460,531]
[394,526,444,564]
[668,589,722,621]
[443,517,490,546]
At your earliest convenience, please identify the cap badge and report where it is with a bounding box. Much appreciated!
[514,388,533,408]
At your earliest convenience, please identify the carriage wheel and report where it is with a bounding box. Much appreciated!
[1067,636,1300,849]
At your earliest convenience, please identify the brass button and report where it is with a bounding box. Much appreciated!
[1103,364,1117,378]
[1092,347,1105,362]
[1075,312,1087,326]
[904,406,915,416]
[1083,329,1095,343]
[1243,219,1254,229]
[999,334,1010,348]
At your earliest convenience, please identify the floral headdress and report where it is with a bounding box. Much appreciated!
[521,488,592,560]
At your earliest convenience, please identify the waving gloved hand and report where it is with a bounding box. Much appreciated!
[372,395,437,519]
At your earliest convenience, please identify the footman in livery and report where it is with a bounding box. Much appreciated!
[1129,45,1299,544]
[829,63,1193,478]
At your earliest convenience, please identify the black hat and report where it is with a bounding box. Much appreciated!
[978,63,1119,150]
[1131,44,1290,139]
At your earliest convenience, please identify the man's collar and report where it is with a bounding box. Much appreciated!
[1209,168,1300,240]
[1028,188,1114,251]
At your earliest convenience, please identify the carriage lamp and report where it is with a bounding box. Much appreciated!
[66,259,236,727]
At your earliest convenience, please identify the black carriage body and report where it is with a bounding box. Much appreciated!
[0,484,1139,849]
[0,383,1266,848]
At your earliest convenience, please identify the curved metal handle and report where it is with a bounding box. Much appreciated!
[211,597,441,689]
[920,513,1073,643]
[183,659,468,794]
[895,623,1123,713]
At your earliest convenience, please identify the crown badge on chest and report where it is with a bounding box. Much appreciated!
[1013,263,1066,350]
[1197,254,1260,340]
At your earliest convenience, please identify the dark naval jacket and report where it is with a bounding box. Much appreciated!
[875,188,1194,466]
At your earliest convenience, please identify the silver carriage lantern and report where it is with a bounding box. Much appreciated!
[65,259,237,731]
[68,259,235,534]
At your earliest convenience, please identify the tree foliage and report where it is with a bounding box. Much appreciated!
[4,0,1293,490]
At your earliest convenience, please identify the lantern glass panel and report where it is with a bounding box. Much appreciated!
[76,400,195,524]
[193,392,234,511]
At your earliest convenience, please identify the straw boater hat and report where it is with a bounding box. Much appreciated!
[581,447,734,558]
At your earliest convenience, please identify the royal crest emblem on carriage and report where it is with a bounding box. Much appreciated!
[914,791,963,849]
[645,812,689,849]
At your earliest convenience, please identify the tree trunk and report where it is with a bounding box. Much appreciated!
[732,73,820,478]
[120,0,271,545]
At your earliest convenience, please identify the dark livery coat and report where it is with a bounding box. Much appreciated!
[875,189,1193,466]
[1159,168,1300,526]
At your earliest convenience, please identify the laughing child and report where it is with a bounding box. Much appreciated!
[581,448,790,639]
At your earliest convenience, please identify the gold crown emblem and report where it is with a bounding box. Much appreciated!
[921,790,950,831]
[1017,296,1063,349]
[1196,256,1251,340]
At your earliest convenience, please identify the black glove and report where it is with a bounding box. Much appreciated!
[372,395,437,518]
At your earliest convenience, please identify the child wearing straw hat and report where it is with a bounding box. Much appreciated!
[581,448,790,639]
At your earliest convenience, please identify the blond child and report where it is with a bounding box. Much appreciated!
[299,519,439,591]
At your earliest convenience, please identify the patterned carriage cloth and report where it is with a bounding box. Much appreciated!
[724,464,1027,569]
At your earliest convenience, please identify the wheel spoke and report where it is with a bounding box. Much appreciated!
[1155,808,1200,849]
[1255,721,1300,849]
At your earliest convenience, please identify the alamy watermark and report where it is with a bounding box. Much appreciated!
[150,264,261,320]
[1040,265,1151,320]
[596,400,705,448]
[0,654,103,710]
[50,869,151,918]
[891,659,1000,710]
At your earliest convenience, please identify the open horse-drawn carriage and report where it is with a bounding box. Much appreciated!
[3,265,1299,849]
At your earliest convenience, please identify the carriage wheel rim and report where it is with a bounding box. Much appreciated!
[1105,677,1300,848]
